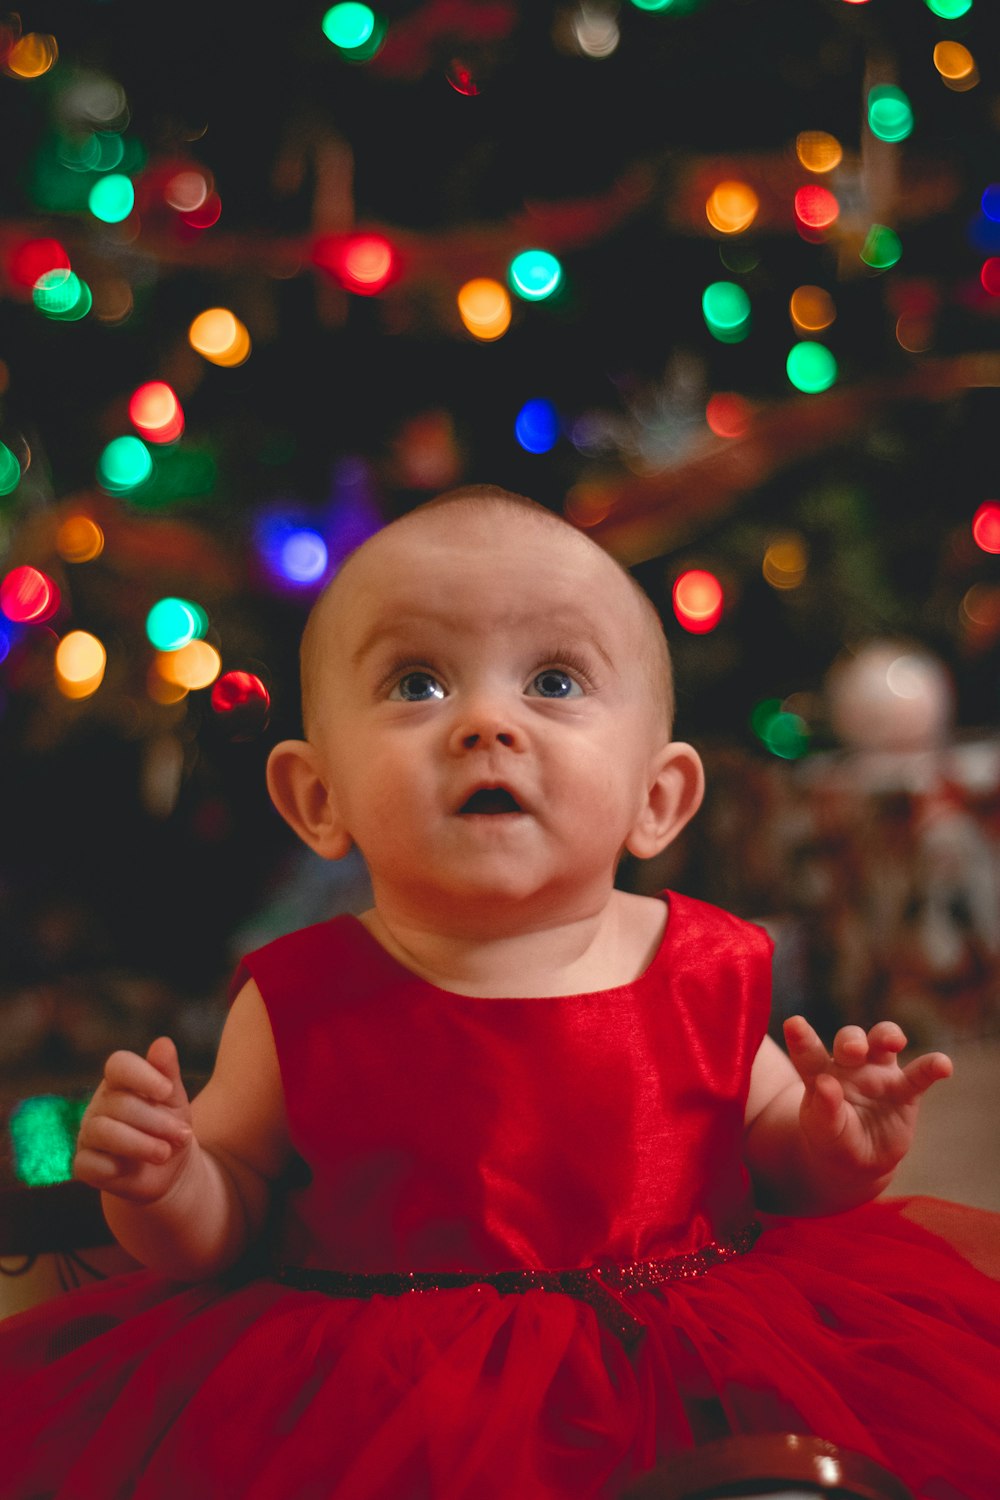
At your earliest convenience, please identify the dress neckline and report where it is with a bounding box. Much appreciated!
[342,891,677,1003]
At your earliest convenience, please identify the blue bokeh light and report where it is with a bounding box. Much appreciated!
[514,399,560,454]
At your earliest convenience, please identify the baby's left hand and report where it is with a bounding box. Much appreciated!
[783,1016,953,1179]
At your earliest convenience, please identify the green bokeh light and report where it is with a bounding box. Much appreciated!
[868,86,913,144]
[33,269,88,319]
[146,596,208,651]
[750,699,810,760]
[0,443,21,496]
[88,173,135,224]
[786,341,837,394]
[508,249,563,301]
[322,3,383,57]
[924,0,971,15]
[860,224,902,271]
[630,0,675,10]
[10,1095,90,1186]
[97,435,154,494]
[702,281,751,343]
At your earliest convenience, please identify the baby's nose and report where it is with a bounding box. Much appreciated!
[447,701,522,753]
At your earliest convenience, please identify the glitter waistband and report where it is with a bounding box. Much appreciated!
[276,1221,761,1346]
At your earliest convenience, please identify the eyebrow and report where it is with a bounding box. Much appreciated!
[350,610,616,672]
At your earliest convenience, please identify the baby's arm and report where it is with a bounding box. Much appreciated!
[73,981,290,1279]
[743,1016,952,1215]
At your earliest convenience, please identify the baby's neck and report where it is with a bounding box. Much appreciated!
[358,889,667,998]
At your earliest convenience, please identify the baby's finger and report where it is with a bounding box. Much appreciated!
[864,1021,908,1064]
[782,1016,832,1080]
[99,1092,192,1146]
[81,1114,175,1165]
[73,1146,126,1187]
[901,1050,954,1098]
[145,1036,188,1108]
[801,1071,849,1144]
[830,1026,870,1068]
[103,1048,173,1103]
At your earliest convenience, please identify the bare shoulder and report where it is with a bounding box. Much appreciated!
[190,979,292,1181]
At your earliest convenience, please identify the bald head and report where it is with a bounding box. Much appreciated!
[299,484,674,739]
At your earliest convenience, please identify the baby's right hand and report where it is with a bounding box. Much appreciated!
[74,1036,195,1205]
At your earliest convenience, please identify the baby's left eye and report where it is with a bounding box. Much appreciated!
[527,670,583,700]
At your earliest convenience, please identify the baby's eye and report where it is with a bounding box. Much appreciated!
[526,669,583,700]
[389,670,446,702]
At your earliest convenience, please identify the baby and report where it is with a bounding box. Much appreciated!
[5,483,995,1500]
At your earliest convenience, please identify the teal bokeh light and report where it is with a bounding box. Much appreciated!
[867,86,913,144]
[97,435,154,494]
[508,250,563,301]
[924,0,971,15]
[33,269,92,321]
[10,1095,90,1186]
[702,282,751,343]
[146,596,209,652]
[786,341,837,394]
[0,443,21,496]
[88,173,135,223]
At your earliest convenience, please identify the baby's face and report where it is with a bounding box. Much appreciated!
[307,508,670,926]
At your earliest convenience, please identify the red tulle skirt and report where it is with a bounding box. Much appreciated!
[1,1196,999,1500]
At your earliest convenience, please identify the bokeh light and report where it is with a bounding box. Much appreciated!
[32,269,92,321]
[933,41,976,83]
[981,186,1000,224]
[156,639,221,691]
[55,630,107,699]
[786,342,838,393]
[515,399,560,454]
[6,238,70,290]
[705,392,751,439]
[6,33,58,78]
[457,278,512,341]
[0,565,59,623]
[0,441,21,495]
[705,181,759,235]
[924,0,971,15]
[972,501,1000,554]
[56,514,104,563]
[188,307,251,366]
[340,234,397,295]
[794,184,839,232]
[321,3,386,60]
[88,174,135,224]
[129,382,184,444]
[211,670,271,739]
[701,282,751,343]
[280,529,329,584]
[672,569,724,633]
[750,699,810,759]
[979,259,1000,296]
[145,597,208,651]
[571,7,620,57]
[508,249,563,301]
[795,131,843,173]
[97,435,153,494]
[860,224,902,271]
[867,85,913,144]
[165,170,210,212]
[9,1097,88,1187]
[790,285,836,332]
[763,534,808,589]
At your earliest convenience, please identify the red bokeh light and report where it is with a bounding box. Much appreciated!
[312,233,399,296]
[793,185,840,231]
[129,381,184,443]
[6,238,70,290]
[980,259,1000,297]
[705,392,751,439]
[0,565,60,623]
[672,570,724,634]
[211,671,269,713]
[972,501,1000,555]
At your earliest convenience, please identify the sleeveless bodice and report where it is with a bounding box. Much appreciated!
[232,891,772,1274]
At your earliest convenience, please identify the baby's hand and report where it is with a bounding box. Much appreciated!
[74,1037,195,1205]
[783,1016,953,1181]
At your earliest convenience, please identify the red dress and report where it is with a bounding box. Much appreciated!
[2,891,999,1499]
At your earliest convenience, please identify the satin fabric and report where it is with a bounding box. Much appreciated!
[1,891,999,1499]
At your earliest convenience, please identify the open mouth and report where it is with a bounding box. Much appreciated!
[458,787,523,815]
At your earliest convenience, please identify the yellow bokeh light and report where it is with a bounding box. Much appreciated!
[55,631,106,698]
[564,483,614,529]
[705,181,759,235]
[188,307,252,366]
[7,33,58,78]
[456,279,512,341]
[763,535,808,590]
[795,131,843,174]
[147,660,189,704]
[155,639,221,690]
[789,285,836,333]
[933,41,974,81]
[56,514,105,563]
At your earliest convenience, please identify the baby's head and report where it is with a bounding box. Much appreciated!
[267,485,703,913]
[298,484,674,743]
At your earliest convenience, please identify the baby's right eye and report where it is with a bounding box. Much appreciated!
[389,671,446,702]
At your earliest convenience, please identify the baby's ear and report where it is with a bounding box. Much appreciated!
[265,740,353,860]
[625,741,705,861]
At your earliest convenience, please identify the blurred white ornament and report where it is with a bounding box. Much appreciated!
[825,641,955,752]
